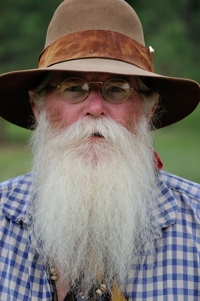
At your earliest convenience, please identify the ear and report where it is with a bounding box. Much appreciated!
[146,92,159,122]
[29,90,40,121]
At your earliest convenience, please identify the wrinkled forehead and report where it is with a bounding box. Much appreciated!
[49,71,138,85]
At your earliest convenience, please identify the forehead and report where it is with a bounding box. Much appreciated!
[50,71,137,84]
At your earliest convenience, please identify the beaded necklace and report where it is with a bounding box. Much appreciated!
[49,269,110,301]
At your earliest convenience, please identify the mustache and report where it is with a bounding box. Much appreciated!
[48,117,134,145]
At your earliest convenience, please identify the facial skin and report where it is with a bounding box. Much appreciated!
[30,72,158,131]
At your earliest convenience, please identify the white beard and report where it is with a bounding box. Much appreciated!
[30,113,159,291]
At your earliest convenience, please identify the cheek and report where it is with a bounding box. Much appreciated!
[115,99,144,131]
[42,98,70,129]
[44,101,64,126]
[43,95,80,128]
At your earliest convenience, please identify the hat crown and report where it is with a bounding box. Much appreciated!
[45,0,145,47]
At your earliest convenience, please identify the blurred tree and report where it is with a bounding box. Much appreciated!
[0,0,62,73]
[126,0,200,81]
[0,0,62,141]
[0,119,7,144]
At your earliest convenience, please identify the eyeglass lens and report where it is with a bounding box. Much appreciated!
[59,78,131,104]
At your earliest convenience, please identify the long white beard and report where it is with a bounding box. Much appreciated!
[30,113,158,290]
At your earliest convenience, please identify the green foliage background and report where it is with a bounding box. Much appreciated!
[0,0,199,182]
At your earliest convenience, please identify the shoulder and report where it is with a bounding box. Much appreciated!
[0,172,32,190]
[157,170,200,224]
[0,173,33,204]
[0,173,33,223]
[158,170,200,201]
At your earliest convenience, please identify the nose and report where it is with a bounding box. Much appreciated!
[83,86,107,117]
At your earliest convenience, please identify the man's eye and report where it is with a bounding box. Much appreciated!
[68,85,82,92]
[109,86,124,92]
[113,86,123,92]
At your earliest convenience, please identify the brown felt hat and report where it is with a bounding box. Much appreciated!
[0,0,199,129]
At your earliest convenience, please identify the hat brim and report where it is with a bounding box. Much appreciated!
[0,58,199,129]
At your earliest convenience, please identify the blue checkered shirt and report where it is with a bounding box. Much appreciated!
[0,170,200,300]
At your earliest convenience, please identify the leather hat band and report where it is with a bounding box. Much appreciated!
[39,30,154,72]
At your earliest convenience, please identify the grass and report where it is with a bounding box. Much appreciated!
[0,123,31,182]
[155,127,200,183]
[0,144,31,182]
[0,105,199,183]
[155,105,200,183]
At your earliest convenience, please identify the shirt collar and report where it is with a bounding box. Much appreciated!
[154,172,178,231]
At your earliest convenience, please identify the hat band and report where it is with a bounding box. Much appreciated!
[39,30,154,72]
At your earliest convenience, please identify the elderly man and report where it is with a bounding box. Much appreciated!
[0,0,199,300]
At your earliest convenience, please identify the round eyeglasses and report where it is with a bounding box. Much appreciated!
[53,77,142,104]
